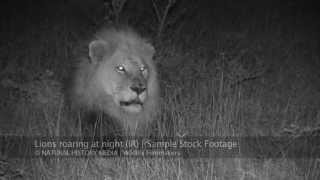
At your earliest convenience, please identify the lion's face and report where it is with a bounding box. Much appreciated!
[90,40,155,114]
[72,28,159,134]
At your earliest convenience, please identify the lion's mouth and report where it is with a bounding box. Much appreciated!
[119,99,143,113]
[120,99,143,106]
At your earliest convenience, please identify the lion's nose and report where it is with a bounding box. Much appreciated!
[130,84,146,95]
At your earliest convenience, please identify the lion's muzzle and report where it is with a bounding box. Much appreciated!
[130,78,146,95]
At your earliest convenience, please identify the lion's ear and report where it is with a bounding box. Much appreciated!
[145,43,155,56]
[88,40,114,63]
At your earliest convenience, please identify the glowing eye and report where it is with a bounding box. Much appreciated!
[116,65,126,72]
[140,66,147,72]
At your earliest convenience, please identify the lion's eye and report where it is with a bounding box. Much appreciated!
[140,66,147,72]
[116,65,126,72]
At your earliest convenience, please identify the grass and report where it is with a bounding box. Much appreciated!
[0,0,319,179]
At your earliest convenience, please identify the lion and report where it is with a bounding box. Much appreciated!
[70,27,159,136]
